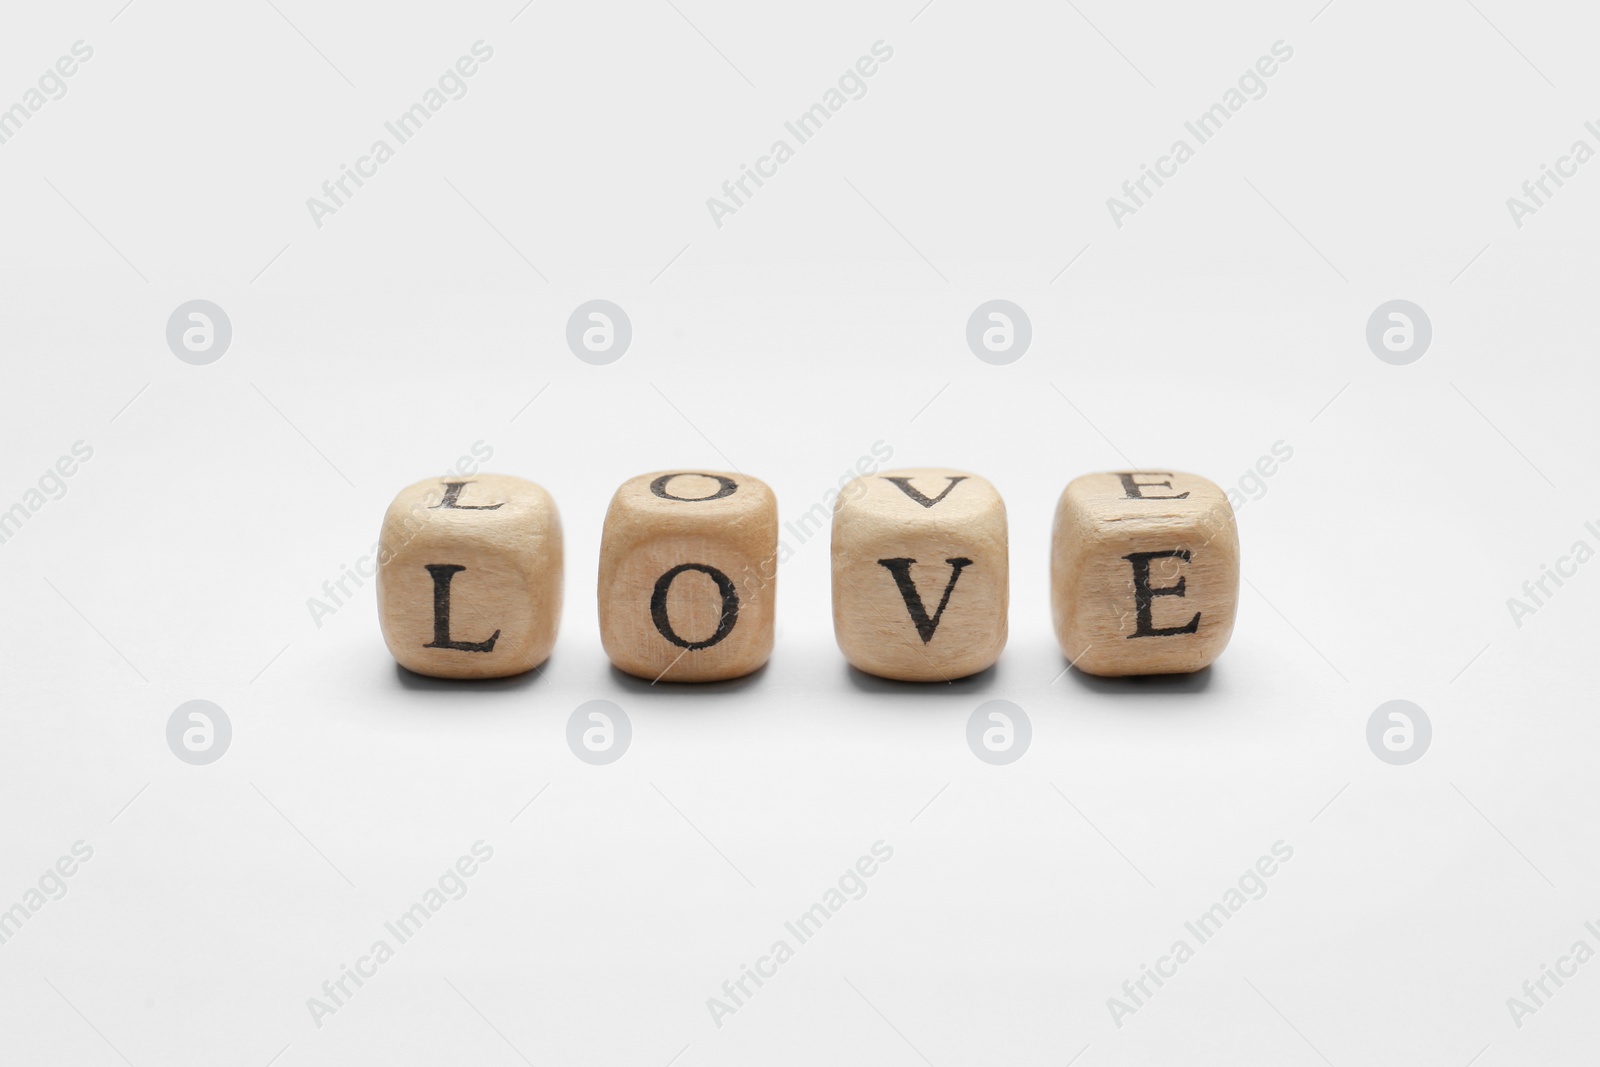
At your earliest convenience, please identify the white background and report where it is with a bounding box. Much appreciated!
[1,0,1596,1064]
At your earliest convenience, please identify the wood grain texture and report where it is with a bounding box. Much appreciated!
[377,474,563,679]
[831,467,1008,682]
[598,471,777,683]
[1051,471,1238,677]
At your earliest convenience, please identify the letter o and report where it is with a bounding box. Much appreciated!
[650,473,737,501]
[651,563,740,649]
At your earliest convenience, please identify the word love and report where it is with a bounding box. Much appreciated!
[375,468,1240,683]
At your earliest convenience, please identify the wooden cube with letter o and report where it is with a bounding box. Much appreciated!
[598,471,777,683]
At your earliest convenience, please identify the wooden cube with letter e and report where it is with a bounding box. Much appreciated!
[832,467,1008,682]
[1051,471,1238,676]
[598,471,777,683]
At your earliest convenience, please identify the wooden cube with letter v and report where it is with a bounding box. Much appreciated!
[1051,471,1238,677]
[599,471,778,683]
[377,474,563,679]
[832,468,1008,682]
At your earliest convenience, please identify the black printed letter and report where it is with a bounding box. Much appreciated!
[422,564,501,651]
[650,473,738,502]
[1115,472,1188,500]
[877,557,973,643]
[1123,550,1200,638]
[881,476,966,509]
[431,482,503,510]
[651,563,740,649]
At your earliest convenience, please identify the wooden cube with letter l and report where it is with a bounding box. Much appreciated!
[1051,471,1238,677]
[377,474,563,679]
[598,471,778,682]
[831,467,1008,682]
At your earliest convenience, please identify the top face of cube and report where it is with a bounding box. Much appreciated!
[605,471,775,538]
[833,468,1004,539]
[1058,471,1232,544]
[380,474,559,555]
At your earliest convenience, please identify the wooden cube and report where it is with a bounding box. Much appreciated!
[377,474,563,679]
[1051,471,1238,677]
[598,471,777,683]
[832,468,1008,682]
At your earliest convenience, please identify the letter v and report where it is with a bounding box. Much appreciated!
[876,557,973,643]
[881,476,966,508]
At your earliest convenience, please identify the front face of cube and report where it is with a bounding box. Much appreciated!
[1052,471,1238,677]
[598,471,777,683]
[831,468,1008,682]
[377,474,563,679]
